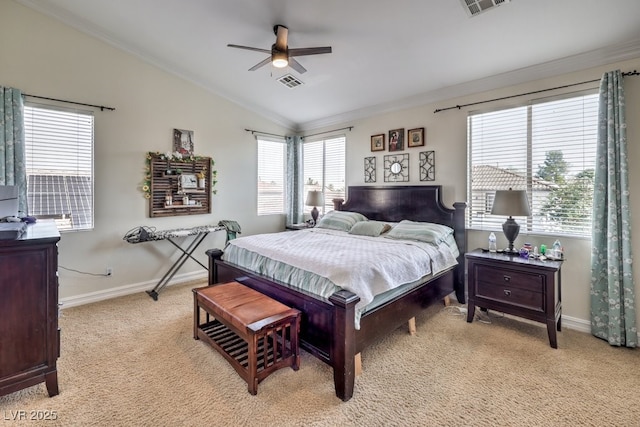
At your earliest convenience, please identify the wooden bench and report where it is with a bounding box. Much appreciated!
[193,281,301,395]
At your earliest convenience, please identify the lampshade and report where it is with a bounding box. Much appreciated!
[491,189,530,217]
[305,190,324,207]
[272,51,288,68]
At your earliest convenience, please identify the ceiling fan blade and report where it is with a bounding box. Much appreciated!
[288,58,307,74]
[227,44,270,54]
[248,57,272,71]
[288,46,332,57]
[274,25,288,51]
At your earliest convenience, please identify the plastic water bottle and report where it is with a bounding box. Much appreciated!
[552,239,562,259]
[488,232,497,253]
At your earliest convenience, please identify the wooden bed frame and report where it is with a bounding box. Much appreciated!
[206,185,466,401]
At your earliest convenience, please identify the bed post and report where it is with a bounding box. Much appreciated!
[453,202,467,304]
[205,249,224,285]
[328,290,360,402]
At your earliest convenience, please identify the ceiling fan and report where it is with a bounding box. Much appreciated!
[227,25,332,74]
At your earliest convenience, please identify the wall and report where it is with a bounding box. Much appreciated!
[0,2,291,304]
[312,57,640,331]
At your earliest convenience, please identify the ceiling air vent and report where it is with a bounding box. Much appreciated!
[277,74,304,89]
[461,0,511,17]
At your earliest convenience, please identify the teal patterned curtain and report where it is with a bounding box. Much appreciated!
[590,70,637,347]
[0,86,27,214]
[285,135,303,224]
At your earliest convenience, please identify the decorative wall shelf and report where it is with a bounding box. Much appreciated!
[147,153,212,217]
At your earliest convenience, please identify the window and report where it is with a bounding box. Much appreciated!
[24,104,94,231]
[467,91,598,238]
[303,136,346,214]
[257,137,286,215]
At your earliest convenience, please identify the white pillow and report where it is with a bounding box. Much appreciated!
[315,210,368,232]
[385,220,454,244]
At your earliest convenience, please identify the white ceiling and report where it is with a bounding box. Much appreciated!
[17,0,640,131]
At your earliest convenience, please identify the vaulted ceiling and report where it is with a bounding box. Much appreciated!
[17,0,640,130]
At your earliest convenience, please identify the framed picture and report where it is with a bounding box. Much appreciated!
[180,173,198,189]
[371,134,385,152]
[408,127,425,147]
[388,128,404,152]
[173,128,194,157]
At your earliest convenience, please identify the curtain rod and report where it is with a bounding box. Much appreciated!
[23,94,115,111]
[303,126,353,139]
[245,125,354,139]
[245,129,286,138]
[433,69,640,114]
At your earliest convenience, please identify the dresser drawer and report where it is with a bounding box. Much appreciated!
[475,264,544,293]
[475,281,544,311]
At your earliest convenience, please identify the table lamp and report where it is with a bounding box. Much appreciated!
[491,188,530,254]
[305,190,324,225]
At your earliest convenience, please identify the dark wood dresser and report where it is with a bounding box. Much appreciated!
[0,220,61,397]
[465,249,563,348]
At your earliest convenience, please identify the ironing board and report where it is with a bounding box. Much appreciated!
[123,225,225,300]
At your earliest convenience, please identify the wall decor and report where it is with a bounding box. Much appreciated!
[419,151,435,181]
[143,152,217,217]
[388,128,404,152]
[384,153,409,182]
[408,127,425,147]
[173,128,194,157]
[364,157,376,183]
[370,134,385,152]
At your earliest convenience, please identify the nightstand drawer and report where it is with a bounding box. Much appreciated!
[475,264,544,293]
[475,282,544,311]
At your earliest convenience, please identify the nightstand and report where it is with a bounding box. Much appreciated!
[465,249,563,348]
[285,223,312,231]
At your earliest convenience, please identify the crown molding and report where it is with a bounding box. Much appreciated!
[299,38,640,132]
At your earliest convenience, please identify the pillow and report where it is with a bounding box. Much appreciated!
[315,210,368,232]
[385,220,454,244]
[348,221,392,237]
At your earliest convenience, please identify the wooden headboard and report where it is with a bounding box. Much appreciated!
[333,185,467,302]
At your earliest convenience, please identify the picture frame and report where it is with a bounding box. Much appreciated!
[388,128,404,152]
[180,173,198,189]
[408,127,425,147]
[173,128,194,157]
[371,134,385,152]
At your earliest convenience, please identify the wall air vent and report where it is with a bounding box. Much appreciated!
[277,74,304,89]
[461,0,511,17]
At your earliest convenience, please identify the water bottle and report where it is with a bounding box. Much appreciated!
[488,232,497,253]
[552,239,562,259]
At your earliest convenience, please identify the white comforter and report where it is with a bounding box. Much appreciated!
[225,228,458,312]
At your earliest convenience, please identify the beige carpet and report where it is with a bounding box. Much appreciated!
[1,281,639,427]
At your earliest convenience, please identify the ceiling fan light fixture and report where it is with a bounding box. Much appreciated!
[272,51,288,68]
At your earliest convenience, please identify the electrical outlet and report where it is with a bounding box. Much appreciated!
[106,267,113,276]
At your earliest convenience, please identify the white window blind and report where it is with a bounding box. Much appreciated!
[257,137,286,215]
[24,104,94,231]
[303,136,346,214]
[468,92,598,238]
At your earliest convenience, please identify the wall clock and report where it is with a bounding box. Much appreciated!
[384,153,409,182]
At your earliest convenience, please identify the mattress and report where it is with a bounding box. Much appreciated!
[222,227,459,328]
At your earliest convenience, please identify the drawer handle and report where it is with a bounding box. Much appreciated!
[504,289,511,297]
[503,275,511,282]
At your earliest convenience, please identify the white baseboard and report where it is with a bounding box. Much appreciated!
[560,314,591,334]
[59,271,207,309]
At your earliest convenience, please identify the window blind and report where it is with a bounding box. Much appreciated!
[303,136,346,214]
[257,137,286,215]
[468,92,598,238]
[24,104,94,231]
